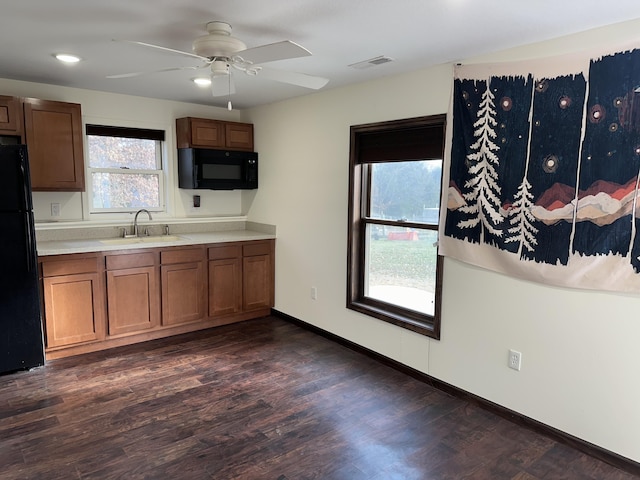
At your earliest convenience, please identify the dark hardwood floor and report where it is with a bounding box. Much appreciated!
[0,316,636,479]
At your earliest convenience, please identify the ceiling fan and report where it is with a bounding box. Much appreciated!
[109,21,329,105]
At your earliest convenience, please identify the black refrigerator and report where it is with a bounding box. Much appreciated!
[0,144,45,375]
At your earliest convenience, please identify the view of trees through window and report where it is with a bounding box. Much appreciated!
[370,160,442,222]
[366,160,442,315]
[87,134,162,211]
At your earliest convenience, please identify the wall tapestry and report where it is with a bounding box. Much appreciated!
[439,46,640,293]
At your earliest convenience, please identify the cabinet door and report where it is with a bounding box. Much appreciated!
[161,261,206,326]
[225,122,254,151]
[208,258,242,317]
[189,118,225,148]
[0,96,22,137]
[23,98,85,191]
[107,266,159,336]
[242,254,273,311]
[43,273,105,348]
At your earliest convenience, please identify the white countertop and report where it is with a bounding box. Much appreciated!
[37,230,276,256]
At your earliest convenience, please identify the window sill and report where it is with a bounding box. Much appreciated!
[348,299,440,339]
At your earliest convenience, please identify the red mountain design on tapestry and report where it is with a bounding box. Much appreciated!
[536,183,576,210]
[531,177,639,226]
[536,178,637,210]
[580,177,637,201]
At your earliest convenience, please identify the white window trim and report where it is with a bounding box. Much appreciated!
[86,166,165,214]
[81,117,174,221]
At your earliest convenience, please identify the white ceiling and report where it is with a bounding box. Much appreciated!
[2,1,640,110]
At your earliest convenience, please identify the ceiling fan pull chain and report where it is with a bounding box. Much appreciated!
[227,73,233,111]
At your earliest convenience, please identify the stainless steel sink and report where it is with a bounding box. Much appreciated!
[100,235,184,245]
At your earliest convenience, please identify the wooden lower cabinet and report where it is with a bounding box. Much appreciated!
[43,273,105,348]
[40,239,274,358]
[40,255,105,349]
[107,266,160,336]
[208,245,242,317]
[106,252,159,336]
[208,240,274,317]
[161,247,206,326]
[242,243,274,311]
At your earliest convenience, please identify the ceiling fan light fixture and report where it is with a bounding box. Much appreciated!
[210,60,230,76]
[192,77,211,87]
[54,53,81,64]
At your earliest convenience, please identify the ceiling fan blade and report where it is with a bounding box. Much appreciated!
[258,68,329,90]
[106,66,203,79]
[114,39,209,62]
[211,74,236,97]
[239,41,311,65]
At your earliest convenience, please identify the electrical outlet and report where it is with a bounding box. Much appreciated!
[311,286,317,300]
[508,349,522,371]
[50,203,60,217]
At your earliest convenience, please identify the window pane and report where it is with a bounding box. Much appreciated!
[370,160,442,224]
[91,172,160,209]
[88,136,158,170]
[365,225,438,316]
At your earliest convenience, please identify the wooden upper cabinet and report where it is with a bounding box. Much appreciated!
[178,117,224,148]
[176,117,254,151]
[0,96,23,137]
[23,98,85,192]
[224,122,253,151]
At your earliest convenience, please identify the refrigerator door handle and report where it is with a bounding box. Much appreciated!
[19,157,31,211]
[24,214,34,273]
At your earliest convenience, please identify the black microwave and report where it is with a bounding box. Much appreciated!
[178,148,258,190]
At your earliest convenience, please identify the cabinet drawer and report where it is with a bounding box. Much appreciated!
[161,248,204,265]
[243,241,271,257]
[42,256,99,277]
[208,245,241,260]
[106,252,156,270]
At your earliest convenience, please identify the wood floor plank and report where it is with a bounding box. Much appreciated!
[0,316,636,479]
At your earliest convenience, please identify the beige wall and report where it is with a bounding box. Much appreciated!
[244,19,640,463]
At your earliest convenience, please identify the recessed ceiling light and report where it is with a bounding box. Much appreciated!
[54,53,81,64]
[192,77,212,87]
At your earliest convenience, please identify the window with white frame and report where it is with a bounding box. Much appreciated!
[86,125,165,213]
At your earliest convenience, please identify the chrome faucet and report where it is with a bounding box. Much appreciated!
[133,209,152,237]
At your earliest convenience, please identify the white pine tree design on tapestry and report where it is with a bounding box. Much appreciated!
[505,177,538,255]
[457,79,504,242]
